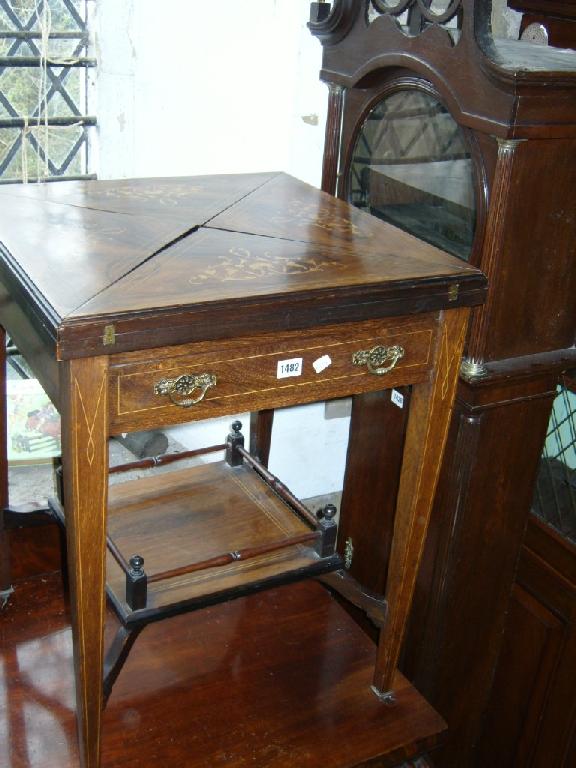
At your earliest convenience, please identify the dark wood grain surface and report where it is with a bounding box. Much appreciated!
[74,226,477,317]
[206,173,470,256]
[477,515,576,767]
[108,316,435,434]
[0,195,185,318]
[2,574,446,768]
[508,0,576,19]
[311,0,576,138]
[0,171,277,223]
[105,461,328,617]
[0,173,486,360]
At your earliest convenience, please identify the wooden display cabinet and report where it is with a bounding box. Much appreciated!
[308,1,576,765]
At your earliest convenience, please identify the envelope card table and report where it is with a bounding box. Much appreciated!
[0,172,486,768]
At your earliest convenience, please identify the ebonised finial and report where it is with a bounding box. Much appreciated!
[129,555,144,574]
[323,504,337,520]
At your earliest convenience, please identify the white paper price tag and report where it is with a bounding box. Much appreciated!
[391,389,404,409]
[277,358,303,379]
[313,354,332,374]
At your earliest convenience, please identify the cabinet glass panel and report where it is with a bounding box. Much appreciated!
[532,380,576,545]
[348,89,476,260]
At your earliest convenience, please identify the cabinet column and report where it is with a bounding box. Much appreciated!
[321,83,345,195]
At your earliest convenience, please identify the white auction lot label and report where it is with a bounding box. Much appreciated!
[313,354,332,374]
[277,357,303,379]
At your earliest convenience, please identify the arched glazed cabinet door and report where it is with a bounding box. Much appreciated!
[345,85,479,261]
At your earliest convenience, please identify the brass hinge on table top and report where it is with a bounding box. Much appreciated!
[103,324,116,346]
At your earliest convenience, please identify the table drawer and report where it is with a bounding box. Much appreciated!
[109,317,436,431]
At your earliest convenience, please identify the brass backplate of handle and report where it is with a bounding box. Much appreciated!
[154,373,217,407]
[352,344,405,376]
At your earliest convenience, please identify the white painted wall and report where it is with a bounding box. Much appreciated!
[94,1,350,499]
[95,0,327,186]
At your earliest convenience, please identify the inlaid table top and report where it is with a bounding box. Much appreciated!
[0,172,486,360]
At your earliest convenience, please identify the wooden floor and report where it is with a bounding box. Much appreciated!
[1,572,445,768]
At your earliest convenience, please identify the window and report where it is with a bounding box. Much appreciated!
[0,0,95,184]
[532,380,576,545]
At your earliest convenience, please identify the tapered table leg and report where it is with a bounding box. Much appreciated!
[61,356,109,768]
[373,308,469,697]
[0,325,11,601]
[249,409,274,467]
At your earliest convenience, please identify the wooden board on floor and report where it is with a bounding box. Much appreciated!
[2,574,446,768]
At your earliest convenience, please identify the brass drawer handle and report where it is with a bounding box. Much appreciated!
[352,345,405,376]
[154,373,217,407]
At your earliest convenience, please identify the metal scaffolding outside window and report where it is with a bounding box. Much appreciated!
[532,376,576,545]
[0,0,96,184]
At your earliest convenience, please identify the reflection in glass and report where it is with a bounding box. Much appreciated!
[532,383,576,545]
[373,0,455,13]
[426,0,457,16]
[348,89,477,260]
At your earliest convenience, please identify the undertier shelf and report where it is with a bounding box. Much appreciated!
[94,459,341,624]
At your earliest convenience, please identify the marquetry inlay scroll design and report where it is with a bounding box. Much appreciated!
[188,247,345,285]
[368,0,463,30]
[271,199,362,237]
[59,219,127,241]
[101,183,203,205]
